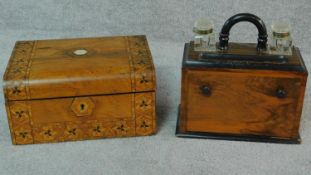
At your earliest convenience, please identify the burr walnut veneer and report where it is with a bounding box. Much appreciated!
[3,35,156,145]
[177,13,308,143]
[177,42,308,143]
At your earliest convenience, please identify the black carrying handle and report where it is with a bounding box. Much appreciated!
[218,13,268,51]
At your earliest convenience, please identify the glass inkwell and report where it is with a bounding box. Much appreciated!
[193,19,216,52]
[269,22,292,55]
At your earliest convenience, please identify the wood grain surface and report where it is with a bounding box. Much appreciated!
[3,35,156,144]
[3,35,156,100]
[180,68,307,139]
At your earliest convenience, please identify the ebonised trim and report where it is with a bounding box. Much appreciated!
[219,13,268,51]
[200,52,287,62]
[182,43,306,72]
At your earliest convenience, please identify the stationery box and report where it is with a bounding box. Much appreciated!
[3,35,156,144]
[176,14,308,143]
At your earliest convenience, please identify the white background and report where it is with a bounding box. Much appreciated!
[0,0,310,174]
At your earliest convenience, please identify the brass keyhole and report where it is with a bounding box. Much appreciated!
[80,104,85,111]
[71,97,95,117]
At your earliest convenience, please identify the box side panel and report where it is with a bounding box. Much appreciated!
[6,100,34,145]
[291,74,308,138]
[6,92,155,144]
[179,44,191,132]
[128,36,156,92]
[134,92,156,136]
[5,101,18,144]
[3,41,35,101]
[180,68,189,132]
[182,68,306,139]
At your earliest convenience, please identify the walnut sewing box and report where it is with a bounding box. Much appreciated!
[3,35,156,145]
[176,13,308,143]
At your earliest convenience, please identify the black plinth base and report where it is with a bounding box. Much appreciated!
[175,108,301,144]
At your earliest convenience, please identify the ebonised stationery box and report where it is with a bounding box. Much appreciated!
[3,35,156,144]
[176,13,308,143]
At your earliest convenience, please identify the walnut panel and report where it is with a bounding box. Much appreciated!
[3,36,156,100]
[181,69,306,138]
[6,92,156,144]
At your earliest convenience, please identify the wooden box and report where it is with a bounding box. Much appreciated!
[3,35,156,145]
[176,14,308,143]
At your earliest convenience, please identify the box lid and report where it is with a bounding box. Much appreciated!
[183,42,308,73]
[3,35,156,101]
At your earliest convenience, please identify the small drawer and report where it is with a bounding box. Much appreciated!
[181,69,305,138]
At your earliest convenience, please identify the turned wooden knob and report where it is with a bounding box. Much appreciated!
[200,85,211,96]
[276,88,286,98]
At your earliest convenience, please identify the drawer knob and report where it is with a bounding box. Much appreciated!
[276,88,286,98]
[200,85,211,96]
